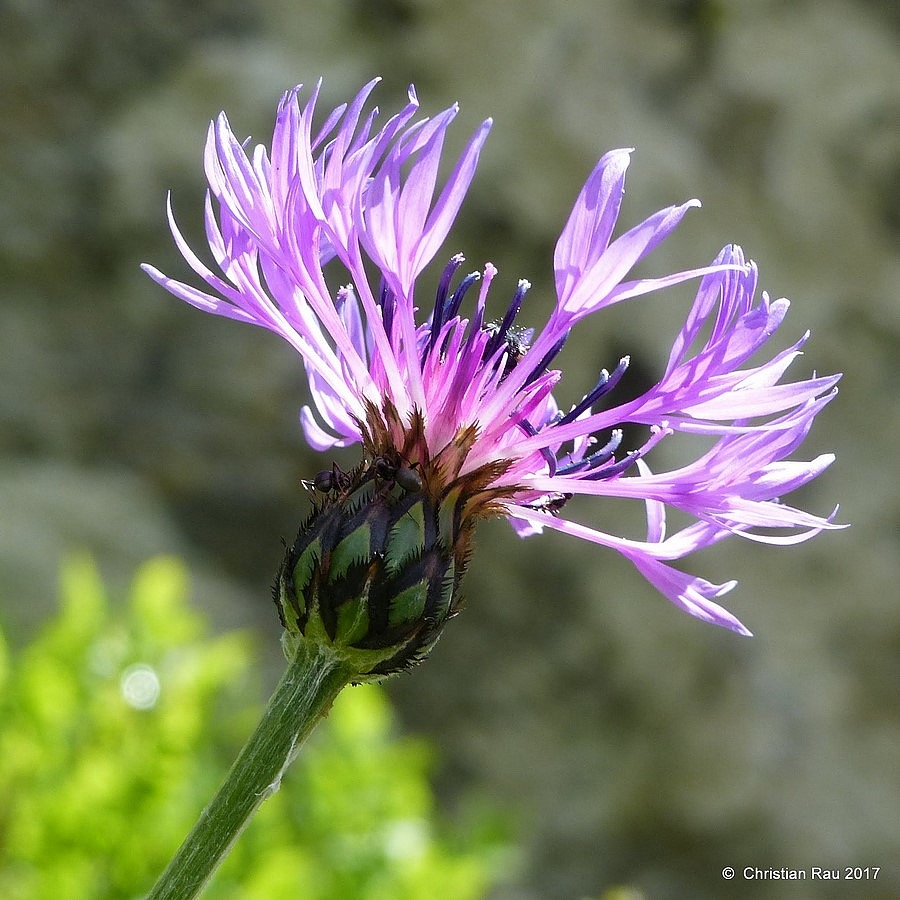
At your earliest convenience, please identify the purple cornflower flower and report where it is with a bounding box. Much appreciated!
[144,78,842,639]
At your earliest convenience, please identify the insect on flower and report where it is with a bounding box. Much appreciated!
[373,454,425,494]
[482,318,533,378]
[143,77,843,650]
[304,462,352,495]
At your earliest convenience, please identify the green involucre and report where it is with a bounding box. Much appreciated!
[275,466,467,678]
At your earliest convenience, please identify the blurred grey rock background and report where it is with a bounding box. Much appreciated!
[1,1,897,898]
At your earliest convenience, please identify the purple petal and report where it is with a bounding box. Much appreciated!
[554,148,632,304]
[559,199,701,317]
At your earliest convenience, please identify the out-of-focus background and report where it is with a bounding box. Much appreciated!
[1,1,898,898]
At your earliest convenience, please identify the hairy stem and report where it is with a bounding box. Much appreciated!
[146,641,353,899]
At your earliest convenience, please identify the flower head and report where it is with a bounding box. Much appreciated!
[144,78,842,642]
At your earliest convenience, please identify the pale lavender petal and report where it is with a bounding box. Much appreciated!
[414,118,493,276]
[299,405,357,451]
[559,200,701,317]
[554,148,632,304]
[628,554,750,635]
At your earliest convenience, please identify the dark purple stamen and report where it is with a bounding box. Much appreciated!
[517,419,557,476]
[555,430,623,476]
[428,254,466,352]
[436,271,483,361]
[584,449,641,480]
[443,271,481,323]
[521,329,571,388]
[379,280,395,341]
[556,356,630,427]
[483,280,530,359]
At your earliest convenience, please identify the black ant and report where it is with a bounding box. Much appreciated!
[372,454,424,494]
[302,462,352,495]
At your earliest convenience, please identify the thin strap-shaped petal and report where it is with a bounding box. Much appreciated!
[554,148,632,304]
[559,200,701,317]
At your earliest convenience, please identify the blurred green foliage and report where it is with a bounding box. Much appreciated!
[0,555,512,899]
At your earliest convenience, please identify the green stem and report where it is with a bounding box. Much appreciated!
[146,641,354,900]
